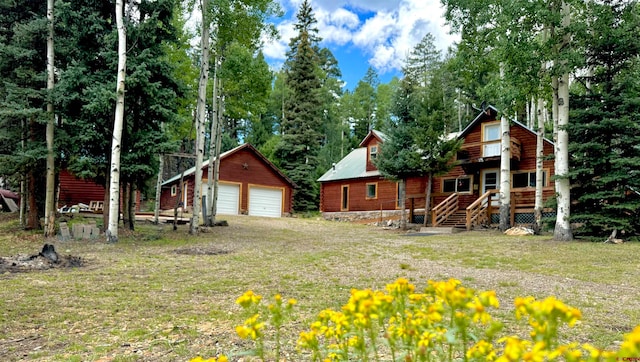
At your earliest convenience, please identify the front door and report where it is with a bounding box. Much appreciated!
[481,169,500,206]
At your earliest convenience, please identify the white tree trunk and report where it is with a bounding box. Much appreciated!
[106,0,127,243]
[44,0,56,237]
[190,0,210,234]
[206,61,218,226]
[554,71,572,240]
[499,115,511,231]
[212,90,224,225]
[154,153,163,224]
[534,97,545,233]
[553,1,573,241]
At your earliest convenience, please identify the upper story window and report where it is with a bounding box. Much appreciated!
[369,145,378,160]
[483,123,501,157]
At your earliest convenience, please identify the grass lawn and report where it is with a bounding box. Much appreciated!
[0,213,639,361]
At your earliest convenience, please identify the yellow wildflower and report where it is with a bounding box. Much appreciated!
[497,336,531,362]
[467,340,496,361]
[236,290,262,308]
[189,356,228,362]
[620,325,640,355]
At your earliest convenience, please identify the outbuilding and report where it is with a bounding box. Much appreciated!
[160,143,294,218]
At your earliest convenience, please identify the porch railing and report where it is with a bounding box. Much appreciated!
[431,193,458,227]
[465,190,497,231]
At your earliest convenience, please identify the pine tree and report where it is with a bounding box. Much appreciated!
[316,47,346,175]
[399,33,461,226]
[569,0,640,238]
[352,67,378,141]
[55,0,189,230]
[0,1,48,230]
[375,79,425,229]
[275,0,323,212]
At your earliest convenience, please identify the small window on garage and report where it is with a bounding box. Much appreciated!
[170,184,177,196]
[366,183,377,199]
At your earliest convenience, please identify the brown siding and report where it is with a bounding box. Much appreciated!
[58,170,106,207]
[58,170,141,211]
[433,119,556,210]
[320,175,426,212]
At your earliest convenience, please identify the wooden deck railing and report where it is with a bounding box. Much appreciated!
[431,193,458,227]
[465,190,497,231]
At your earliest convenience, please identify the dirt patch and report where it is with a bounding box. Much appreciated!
[174,246,231,256]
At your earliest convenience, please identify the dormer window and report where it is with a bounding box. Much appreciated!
[369,145,378,160]
[482,122,501,157]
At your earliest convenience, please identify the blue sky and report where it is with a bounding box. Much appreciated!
[261,0,459,91]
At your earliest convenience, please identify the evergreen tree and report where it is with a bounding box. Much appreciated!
[569,0,640,238]
[55,0,189,229]
[402,36,462,226]
[316,47,346,177]
[275,0,323,212]
[352,67,378,141]
[0,0,48,229]
[375,78,425,229]
[375,77,400,132]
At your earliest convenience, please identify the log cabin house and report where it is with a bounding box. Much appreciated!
[318,106,556,229]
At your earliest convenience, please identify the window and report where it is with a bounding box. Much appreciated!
[341,185,349,210]
[442,177,472,193]
[366,183,377,199]
[396,182,402,208]
[512,171,547,188]
[369,145,378,160]
[483,123,501,157]
[170,185,177,196]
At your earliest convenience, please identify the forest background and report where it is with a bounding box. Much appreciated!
[0,0,639,241]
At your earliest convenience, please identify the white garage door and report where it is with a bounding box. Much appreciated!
[205,184,239,215]
[249,187,282,218]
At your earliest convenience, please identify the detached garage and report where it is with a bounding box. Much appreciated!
[160,144,294,218]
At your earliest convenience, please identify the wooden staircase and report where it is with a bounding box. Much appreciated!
[431,190,497,231]
[437,210,467,228]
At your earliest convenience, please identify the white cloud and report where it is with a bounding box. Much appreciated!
[263,0,459,74]
[315,7,360,45]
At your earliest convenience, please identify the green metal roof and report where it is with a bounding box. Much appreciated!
[317,147,380,182]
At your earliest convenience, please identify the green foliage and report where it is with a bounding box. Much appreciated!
[220,44,272,142]
[55,0,189,197]
[0,0,48,218]
[568,1,640,237]
[275,0,324,212]
[351,67,379,141]
[375,82,425,182]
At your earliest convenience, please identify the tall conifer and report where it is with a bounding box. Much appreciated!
[569,1,640,238]
[276,0,323,212]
